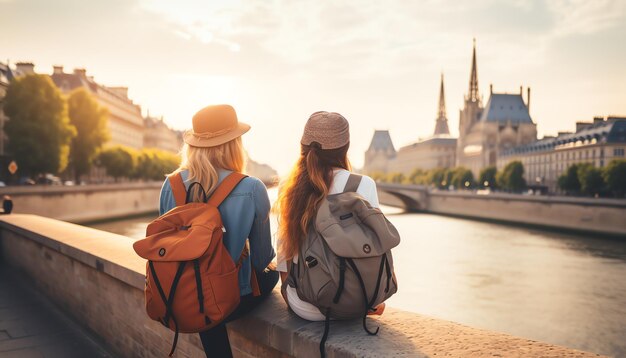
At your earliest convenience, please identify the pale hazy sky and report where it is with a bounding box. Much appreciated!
[2,0,626,174]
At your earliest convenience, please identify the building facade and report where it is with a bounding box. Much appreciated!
[50,66,145,149]
[143,116,183,153]
[364,73,459,175]
[498,116,626,192]
[387,74,457,174]
[363,130,396,174]
[388,137,457,174]
[0,62,11,158]
[456,41,537,175]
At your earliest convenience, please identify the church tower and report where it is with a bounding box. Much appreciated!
[459,38,483,138]
[434,73,450,135]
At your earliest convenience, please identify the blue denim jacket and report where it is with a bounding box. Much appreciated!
[159,169,275,296]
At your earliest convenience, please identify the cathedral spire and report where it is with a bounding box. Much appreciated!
[468,38,479,102]
[434,73,450,135]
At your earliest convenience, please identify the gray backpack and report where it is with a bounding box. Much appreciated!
[284,174,400,357]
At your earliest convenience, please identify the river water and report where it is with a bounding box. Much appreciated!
[89,190,626,356]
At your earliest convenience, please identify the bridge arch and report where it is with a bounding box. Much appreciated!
[380,190,423,212]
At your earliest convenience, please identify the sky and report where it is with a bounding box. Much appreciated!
[2,0,626,174]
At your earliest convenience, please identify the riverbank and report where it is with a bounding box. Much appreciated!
[377,184,626,237]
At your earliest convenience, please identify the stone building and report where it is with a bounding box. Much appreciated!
[143,115,183,153]
[363,130,396,174]
[0,62,11,159]
[456,41,537,175]
[498,116,626,192]
[50,66,145,150]
[387,74,456,174]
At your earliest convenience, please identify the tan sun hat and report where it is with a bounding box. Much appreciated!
[183,104,250,147]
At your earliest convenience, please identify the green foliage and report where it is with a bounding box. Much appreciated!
[97,146,138,180]
[451,167,475,189]
[557,164,581,194]
[478,166,497,189]
[428,168,448,189]
[3,74,76,175]
[386,172,405,184]
[134,149,180,180]
[603,159,626,197]
[408,168,427,185]
[496,161,526,192]
[67,88,110,181]
[369,171,388,182]
[576,163,604,196]
[97,146,180,181]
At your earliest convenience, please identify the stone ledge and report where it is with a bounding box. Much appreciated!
[2,182,163,196]
[0,214,604,357]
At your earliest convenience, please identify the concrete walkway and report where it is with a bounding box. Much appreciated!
[0,266,114,358]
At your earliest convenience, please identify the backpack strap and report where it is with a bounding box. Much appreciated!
[343,174,362,193]
[207,172,248,207]
[168,173,187,207]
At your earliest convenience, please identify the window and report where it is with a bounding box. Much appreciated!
[615,148,625,157]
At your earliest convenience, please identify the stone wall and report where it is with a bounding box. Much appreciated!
[426,192,626,236]
[2,183,161,223]
[377,184,626,236]
[0,215,601,357]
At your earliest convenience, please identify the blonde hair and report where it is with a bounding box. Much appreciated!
[171,137,246,202]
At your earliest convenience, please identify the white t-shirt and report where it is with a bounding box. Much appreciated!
[276,169,380,321]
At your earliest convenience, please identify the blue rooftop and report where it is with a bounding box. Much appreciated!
[480,93,532,124]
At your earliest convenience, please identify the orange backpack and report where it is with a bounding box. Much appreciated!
[133,172,259,356]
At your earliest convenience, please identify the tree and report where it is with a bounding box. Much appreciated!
[603,160,626,197]
[369,171,387,182]
[497,161,526,192]
[451,167,475,189]
[386,172,405,184]
[97,146,137,181]
[408,168,426,184]
[479,166,497,189]
[576,164,604,196]
[67,88,110,182]
[3,74,76,176]
[427,168,447,189]
[557,164,581,194]
[134,149,179,181]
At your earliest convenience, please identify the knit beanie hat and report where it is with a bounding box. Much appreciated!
[300,111,350,150]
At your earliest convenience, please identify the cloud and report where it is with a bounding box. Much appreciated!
[547,0,626,36]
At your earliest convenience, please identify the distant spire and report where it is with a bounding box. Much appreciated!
[434,73,450,135]
[468,38,479,102]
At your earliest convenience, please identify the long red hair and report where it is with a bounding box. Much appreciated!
[275,142,351,260]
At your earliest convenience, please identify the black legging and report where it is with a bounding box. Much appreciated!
[199,269,279,358]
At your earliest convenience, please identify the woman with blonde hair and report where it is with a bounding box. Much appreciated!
[275,111,385,321]
[159,104,277,357]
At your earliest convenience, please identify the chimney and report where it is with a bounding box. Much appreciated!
[73,68,87,78]
[520,85,523,95]
[593,116,604,124]
[53,65,63,74]
[15,62,35,75]
[490,84,493,94]
[527,87,531,110]
[576,122,592,132]
[607,115,626,123]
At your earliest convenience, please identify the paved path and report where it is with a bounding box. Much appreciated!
[0,266,115,358]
